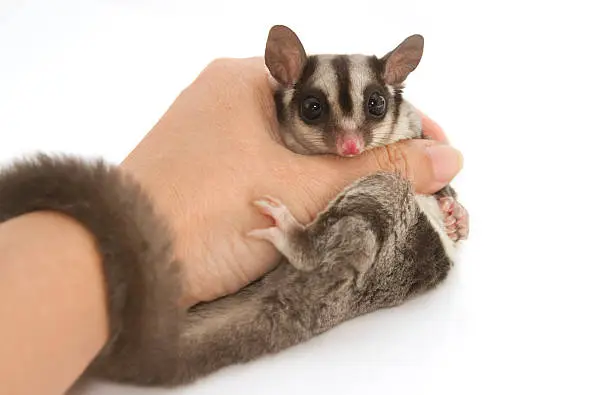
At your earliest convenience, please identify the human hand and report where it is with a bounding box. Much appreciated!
[120,57,463,306]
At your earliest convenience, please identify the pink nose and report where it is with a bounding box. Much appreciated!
[337,134,364,156]
[341,139,360,156]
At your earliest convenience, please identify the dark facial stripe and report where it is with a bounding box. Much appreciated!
[332,55,352,116]
[283,56,318,124]
[277,57,318,127]
[290,56,325,126]
[274,90,285,123]
[391,87,403,132]
[367,55,386,86]
[295,56,318,89]
[290,56,319,117]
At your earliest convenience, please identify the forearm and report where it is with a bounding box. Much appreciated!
[0,211,108,395]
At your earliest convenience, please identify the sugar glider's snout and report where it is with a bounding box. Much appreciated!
[334,129,366,157]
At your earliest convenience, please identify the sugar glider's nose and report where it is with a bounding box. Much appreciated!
[336,130,364,157]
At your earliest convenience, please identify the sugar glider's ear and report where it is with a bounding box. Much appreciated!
[265,25,308,87]
[381,34,424,85]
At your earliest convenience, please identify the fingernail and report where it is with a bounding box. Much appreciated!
[426,145,463,183]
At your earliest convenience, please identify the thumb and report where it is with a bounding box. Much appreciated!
[347,139,464,194]
[289,138,463,223]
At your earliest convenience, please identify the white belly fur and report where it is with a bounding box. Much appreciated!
[414,194,457,262]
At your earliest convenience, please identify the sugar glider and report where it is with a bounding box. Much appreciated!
[266,25,468,242]
[80,25,468,386]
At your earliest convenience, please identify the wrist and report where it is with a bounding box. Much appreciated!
[0,153,183,383]
[0,211,108,394]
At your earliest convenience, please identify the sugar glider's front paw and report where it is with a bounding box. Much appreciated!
[248,196,307,265]
[437,196,469,242]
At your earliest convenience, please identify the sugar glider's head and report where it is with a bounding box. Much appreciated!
[265,25,424,157]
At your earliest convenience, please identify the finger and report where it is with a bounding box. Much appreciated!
[292,139,462,223]
[194,57,270,97]
[352,139,463,194]
[415,109,449,143]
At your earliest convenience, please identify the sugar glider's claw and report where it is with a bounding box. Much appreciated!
[248,198,311,270]
[437,196,469,242]
[253,196,288,226]
[454,204,469,240]
[249,196,305,251]
[439,196,454,213]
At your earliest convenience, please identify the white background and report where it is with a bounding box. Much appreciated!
[1,1,611,394]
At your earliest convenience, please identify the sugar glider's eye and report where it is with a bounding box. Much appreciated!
[367,92,386,118]
[301,96,323,121]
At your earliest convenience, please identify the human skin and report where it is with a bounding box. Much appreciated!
[0,57,462,394]
[120,57,463,306]
[0,212,108,395]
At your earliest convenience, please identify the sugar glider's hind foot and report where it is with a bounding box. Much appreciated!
[437,196,469,242]
[248,191,379,275]
[248,197,303,247]
[248,196,317,271]
[251,196,302,231]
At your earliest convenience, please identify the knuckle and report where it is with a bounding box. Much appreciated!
[206,57,234,70]
[373,143,414,181]
[201,58,236,80]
